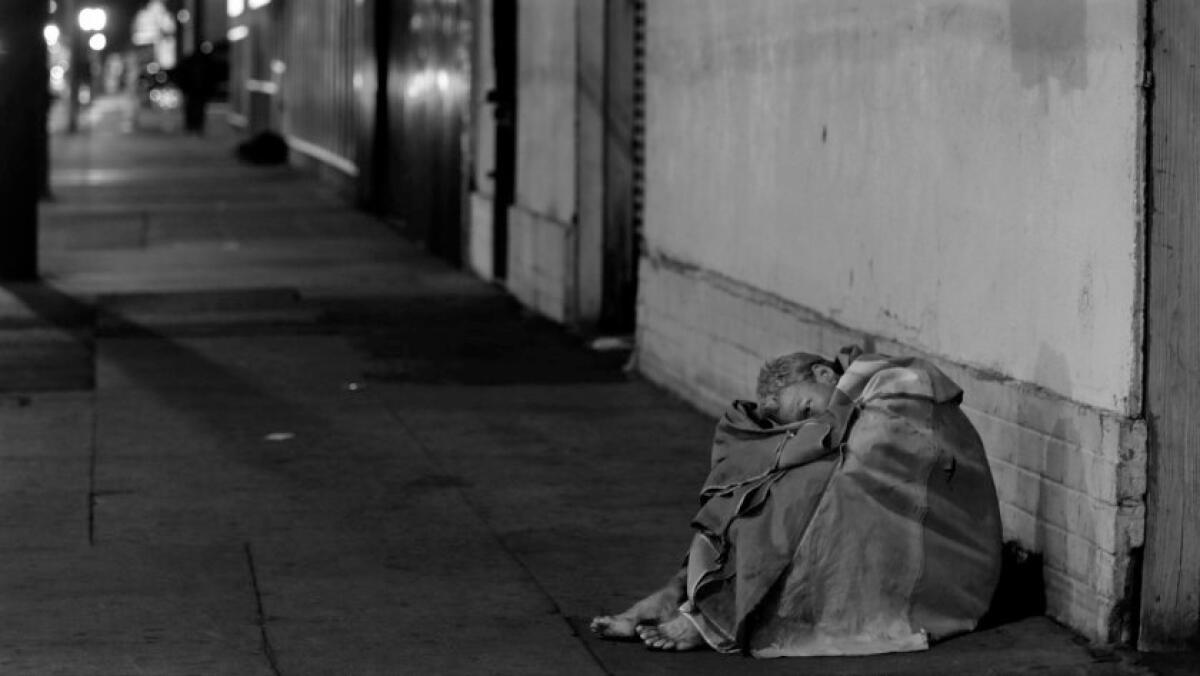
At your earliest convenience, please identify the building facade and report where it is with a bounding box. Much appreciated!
[223,0,1200,649]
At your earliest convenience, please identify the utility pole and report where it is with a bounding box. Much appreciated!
[0,0,49,280]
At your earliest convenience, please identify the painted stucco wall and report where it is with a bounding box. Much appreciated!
[645,0,1143,415]
[513,0,576,223]
[507,0,577,320]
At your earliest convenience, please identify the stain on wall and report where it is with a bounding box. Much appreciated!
[644,0,1140,412]
[1077,261,1095,332]
[1010,0,1089,91]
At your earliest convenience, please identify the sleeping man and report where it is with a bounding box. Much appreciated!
[591,346,1003,657]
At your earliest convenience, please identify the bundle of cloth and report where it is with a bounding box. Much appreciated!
[680,348,1003,656]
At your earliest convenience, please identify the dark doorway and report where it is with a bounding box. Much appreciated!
[599,0,644,332]
[357,0,388,212]
[0,0,46,280]
[489,0,517,281]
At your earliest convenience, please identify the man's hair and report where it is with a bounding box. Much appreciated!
[756,352,838,400]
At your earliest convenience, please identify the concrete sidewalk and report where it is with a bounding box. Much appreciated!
[0,100,1190,674]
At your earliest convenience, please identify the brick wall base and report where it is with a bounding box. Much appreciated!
[506,204,574,323]
[635,252,1147,643]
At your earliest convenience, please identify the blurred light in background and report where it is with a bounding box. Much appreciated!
[78,7,107,32]
[43,24,60,47]
[404,68,465,100]
[88,33,106,51]
[148,86,181,110]
[49,64,65,95]
[227,0,245,17]
[227,25,249,41]
[248,0,272,9]
[177,9,191,24]
[134,0,176,68]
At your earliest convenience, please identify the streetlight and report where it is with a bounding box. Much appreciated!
[44,24,60,47]
[88,33,106,51]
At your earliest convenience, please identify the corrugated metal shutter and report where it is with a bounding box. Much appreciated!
[278,0,361,173]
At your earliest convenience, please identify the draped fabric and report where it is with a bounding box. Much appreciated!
[680,353,1003,657]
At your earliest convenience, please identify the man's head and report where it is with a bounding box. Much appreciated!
[756,352,840,423]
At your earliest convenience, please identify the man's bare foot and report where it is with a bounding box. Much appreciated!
[590,577,684,640]
[637,614,705,651]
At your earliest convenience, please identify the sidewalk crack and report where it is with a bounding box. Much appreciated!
[245,542,284,676]
[87,391,98,546]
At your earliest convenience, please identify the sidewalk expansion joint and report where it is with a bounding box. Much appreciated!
[245,542,284,676]
[87,391,98,546]
[377,402,615,676]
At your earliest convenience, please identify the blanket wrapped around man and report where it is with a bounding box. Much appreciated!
[680,352,1003,657]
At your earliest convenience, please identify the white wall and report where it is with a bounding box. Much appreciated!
[644,0,1143,415]
[507,0,577,321]
[514,0,576,223]
[638,0,1147,642]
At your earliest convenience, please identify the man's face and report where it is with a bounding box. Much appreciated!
[760,379,835,424]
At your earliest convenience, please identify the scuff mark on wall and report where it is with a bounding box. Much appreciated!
[1010,0,1089,91]
[1078,260,1095,332]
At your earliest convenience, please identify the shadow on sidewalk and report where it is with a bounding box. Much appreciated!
[1,281,378,534]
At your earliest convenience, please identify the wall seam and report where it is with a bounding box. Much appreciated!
[1125,0,1157,648]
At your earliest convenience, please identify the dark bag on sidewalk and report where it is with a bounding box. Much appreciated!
[236,131,288,165]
